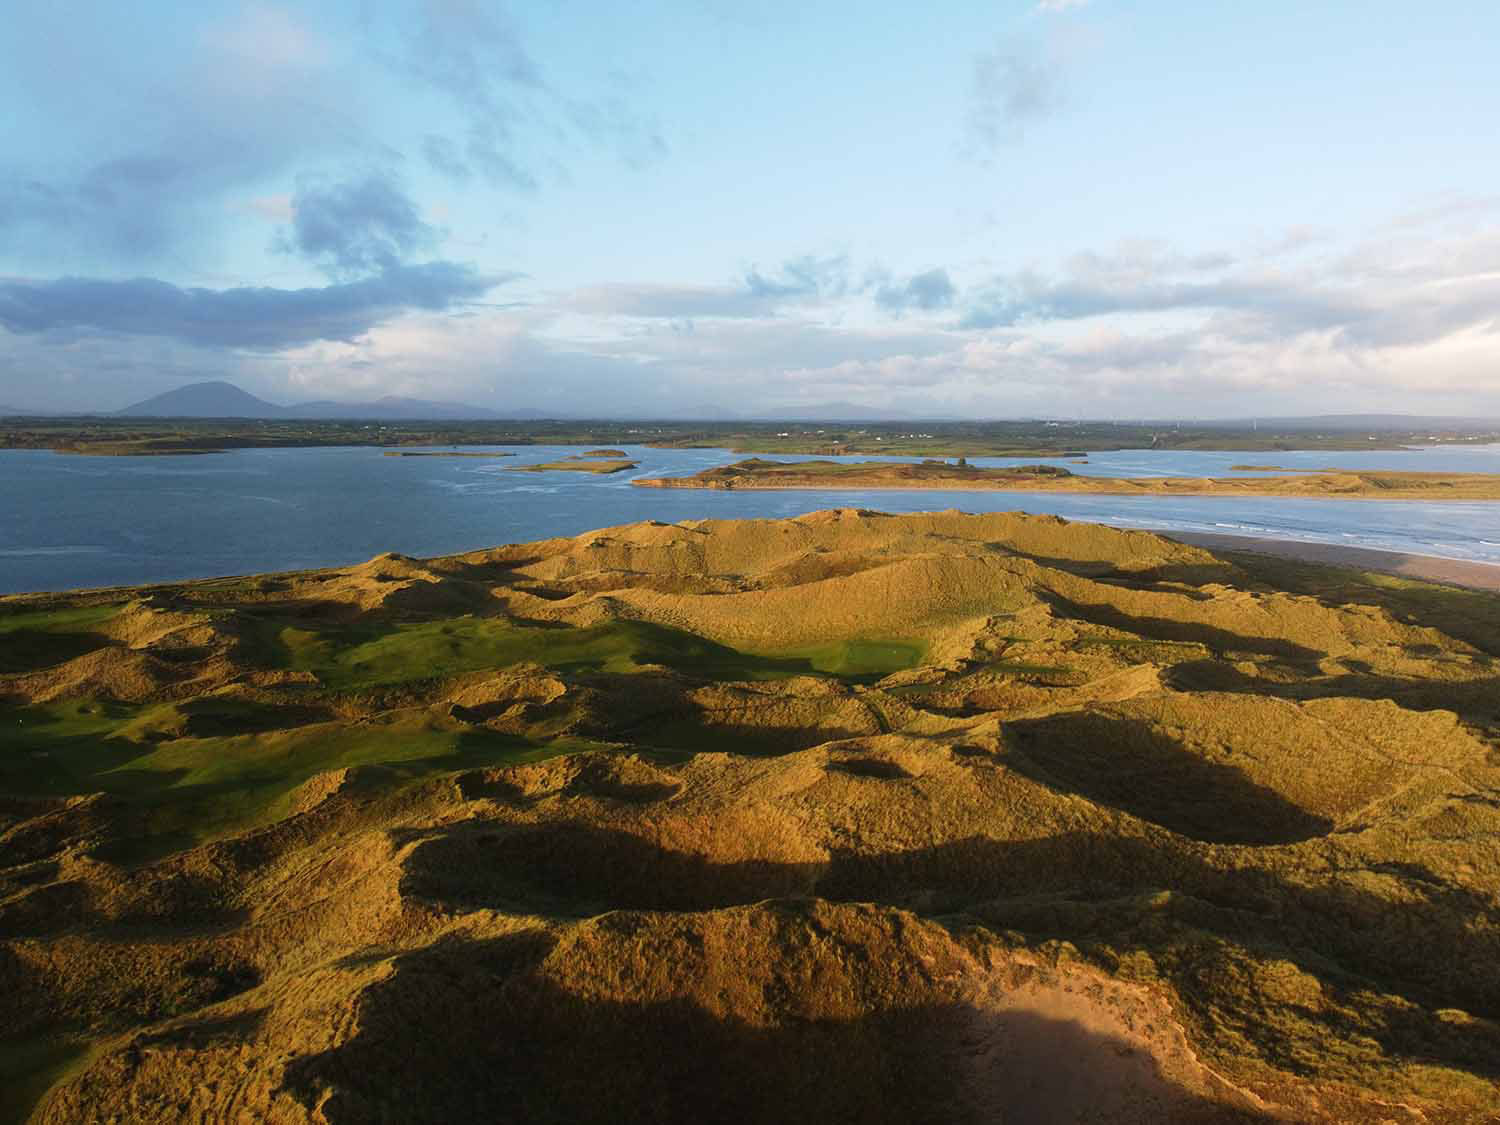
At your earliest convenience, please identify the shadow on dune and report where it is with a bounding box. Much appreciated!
[1166,662,1500,730]
[0,629,113,674]
[1042,592,1324,660]
[281,930,1270,1125]
[403,822,821,914]
[397,815,1500,1082]
[1216,552,1500,660]
[1021,554,1239,591]
[1002,712,1335,845]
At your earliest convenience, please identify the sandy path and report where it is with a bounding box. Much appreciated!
[1170,531,1500,592]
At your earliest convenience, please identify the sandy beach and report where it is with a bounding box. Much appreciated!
[1172,531,1500,592]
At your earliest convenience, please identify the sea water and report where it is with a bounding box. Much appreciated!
[2,444,1498,594]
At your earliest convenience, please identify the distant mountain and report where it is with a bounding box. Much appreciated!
[119,382,287,418]
[118,381,511,421]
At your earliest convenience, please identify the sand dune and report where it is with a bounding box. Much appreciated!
[3,511,1499,1122]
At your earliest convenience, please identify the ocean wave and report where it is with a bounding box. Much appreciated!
[0,546,110,557]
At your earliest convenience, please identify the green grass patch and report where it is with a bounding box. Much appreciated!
[752,637,925,682]
[243,615,919,690]
[0,605,122,636]
[0,604,122,673]
[1,697,605,861]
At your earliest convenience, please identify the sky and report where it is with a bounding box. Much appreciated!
[3,1,1500,418]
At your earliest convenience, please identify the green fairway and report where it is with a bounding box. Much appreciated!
[2,697,603,860]
[0,604,122,673]
[756,637,924,682]
[1,598,924,864]
[252,615,921,689]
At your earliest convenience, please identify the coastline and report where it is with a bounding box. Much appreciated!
[636,477,1500,501]
[1171,531,1500,592]
[636,478,1500,501]
[631,469,1500,501]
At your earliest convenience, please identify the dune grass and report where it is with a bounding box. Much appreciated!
[3,696,604,860]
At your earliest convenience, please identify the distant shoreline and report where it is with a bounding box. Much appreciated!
[1171,532,1500,592]
[632,458,1500,501]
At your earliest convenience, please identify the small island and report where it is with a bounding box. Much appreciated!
[382,450,517,458]
[54,439,230,456]
[512,456,639,474]
[633,458,1500,499]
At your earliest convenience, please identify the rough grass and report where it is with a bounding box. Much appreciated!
[1222,551,1500,657]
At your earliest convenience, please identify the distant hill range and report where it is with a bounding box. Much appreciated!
[117,381,530,421]
[46,383,1500,428]
[115,384,930,423]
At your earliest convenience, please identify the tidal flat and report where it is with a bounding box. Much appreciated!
[4,510,1500,1122]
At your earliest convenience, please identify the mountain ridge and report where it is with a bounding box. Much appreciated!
[118,381,508,421]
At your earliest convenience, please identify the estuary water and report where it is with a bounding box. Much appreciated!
[2,443,1499,594]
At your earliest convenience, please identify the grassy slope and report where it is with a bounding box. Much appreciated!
[2,610,922,864]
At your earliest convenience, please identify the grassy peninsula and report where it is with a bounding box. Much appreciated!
[636,457,1500,499]
[4,511,1500,1122]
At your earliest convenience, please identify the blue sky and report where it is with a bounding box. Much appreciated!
[3,0,1499,417]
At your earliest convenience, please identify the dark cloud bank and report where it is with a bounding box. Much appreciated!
[0,264,496,350]
[0,171,506,351]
